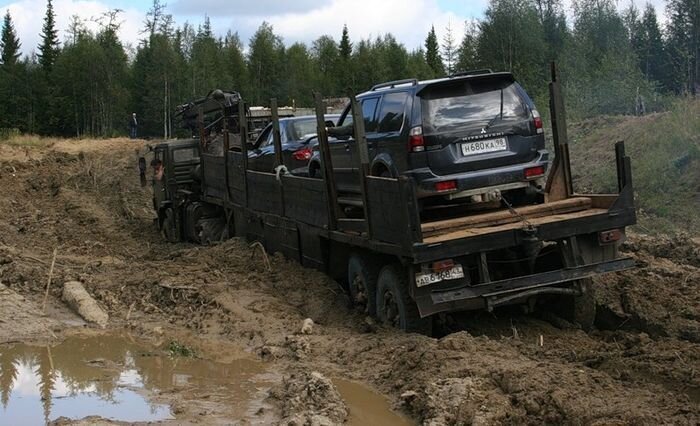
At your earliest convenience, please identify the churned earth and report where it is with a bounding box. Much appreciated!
[0,137,697,425]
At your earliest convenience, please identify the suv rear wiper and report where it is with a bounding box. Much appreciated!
[471,88,504,135]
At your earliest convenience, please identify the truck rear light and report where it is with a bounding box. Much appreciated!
[292,147,313,161]
[599,229,623,244]
[434,180,457,192]
[533,110,543,134]
[524,166,545,179]
[432,259,455,272]
[408,126,425,152]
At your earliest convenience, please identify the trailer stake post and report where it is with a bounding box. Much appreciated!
[271,98,284,169]
[313,92,339,230]
[238,101,249,207]
[545,62,574,202]
[348,90,372,238]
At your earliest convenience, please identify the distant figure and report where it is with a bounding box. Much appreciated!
[129,113,138,139]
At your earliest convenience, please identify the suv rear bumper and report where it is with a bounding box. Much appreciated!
[408,150,549,199]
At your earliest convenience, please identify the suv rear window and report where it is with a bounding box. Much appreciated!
[420,81,528,133]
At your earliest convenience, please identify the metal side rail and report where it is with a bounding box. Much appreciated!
[418,257,635,317]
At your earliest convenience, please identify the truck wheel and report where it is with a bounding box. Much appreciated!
[347,254,380,316]
[376,264,432,335]
[161,208,179,243]
[556,278,596,331]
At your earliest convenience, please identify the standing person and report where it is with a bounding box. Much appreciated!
[129,113,138,139]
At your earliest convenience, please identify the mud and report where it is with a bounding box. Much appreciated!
[0,138,698,424]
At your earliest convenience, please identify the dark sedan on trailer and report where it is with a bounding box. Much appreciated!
[248,115,340,174]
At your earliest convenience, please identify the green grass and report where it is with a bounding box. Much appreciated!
[167,340,197,358]
[568,99,700,235]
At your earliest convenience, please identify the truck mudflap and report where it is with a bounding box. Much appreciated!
[414,257,635,317]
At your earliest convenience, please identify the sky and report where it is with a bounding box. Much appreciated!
[0,0,669,57]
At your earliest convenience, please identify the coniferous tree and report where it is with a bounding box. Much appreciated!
[0,11,20,67]
[425,25,445,77]
[456,21,479,72]
[247,22,285,105]
[665,0,700,95]
[338,24,354,92]
[442,21,456,74]
[37,0,60,73]
[634,3,665,86]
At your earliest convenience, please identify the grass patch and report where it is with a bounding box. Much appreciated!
[167,340,197,358]
[0,134,55,148]
[568,98,700,234]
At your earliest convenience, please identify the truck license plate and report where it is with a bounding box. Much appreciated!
[415,265,465,288]
[461,138,507,156]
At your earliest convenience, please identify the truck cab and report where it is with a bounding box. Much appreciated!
[148,139,204,242]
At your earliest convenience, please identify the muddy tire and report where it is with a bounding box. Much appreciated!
[557,278,596,331]
[376,264,432,335]
[161,208,179,243]
[347,254,380,316]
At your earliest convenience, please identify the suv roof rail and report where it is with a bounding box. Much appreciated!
[449,69,494,78]
[370,78,418,91]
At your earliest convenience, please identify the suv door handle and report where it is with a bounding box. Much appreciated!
[344,144,350,151]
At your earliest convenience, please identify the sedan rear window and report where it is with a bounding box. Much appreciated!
[421,81,528,133]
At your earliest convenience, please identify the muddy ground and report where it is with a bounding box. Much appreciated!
[0,138,698,425]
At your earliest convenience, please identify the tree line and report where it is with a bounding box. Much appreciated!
[0,0,697,138]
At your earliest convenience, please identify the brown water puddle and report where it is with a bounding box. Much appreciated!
[0,332,270,425]
[334,378,415,426]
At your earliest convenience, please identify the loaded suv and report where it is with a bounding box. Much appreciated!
[310,70,548,208]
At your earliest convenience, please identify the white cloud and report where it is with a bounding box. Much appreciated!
[172,0,322,17]
[2,0,672,58]
[4,0,143,57]
[219,0,465,52]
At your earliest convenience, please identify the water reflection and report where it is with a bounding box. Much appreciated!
[0,332,266,425]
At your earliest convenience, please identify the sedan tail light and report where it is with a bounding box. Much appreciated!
[292,147,313,161]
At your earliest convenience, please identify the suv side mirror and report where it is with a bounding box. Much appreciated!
[324,120,335,128]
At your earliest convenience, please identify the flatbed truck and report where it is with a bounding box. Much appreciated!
[147,65,636,333]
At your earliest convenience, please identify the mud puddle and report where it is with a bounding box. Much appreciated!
[334,378,414,426]
[0,331,272,425]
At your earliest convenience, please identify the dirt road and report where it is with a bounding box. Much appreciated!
[0,138,698,424]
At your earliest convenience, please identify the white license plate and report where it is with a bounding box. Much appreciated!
[461,138,507,156]
[415,265,465,288]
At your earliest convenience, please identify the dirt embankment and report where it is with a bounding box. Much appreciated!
[0,138,698,424]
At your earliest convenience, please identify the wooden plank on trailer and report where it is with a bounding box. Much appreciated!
[421,197,592,236]
[281,175,329,227]
[247,171,284,215]
[423,208,607,244]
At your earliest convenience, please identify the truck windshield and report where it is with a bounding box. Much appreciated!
[421,81,528,133]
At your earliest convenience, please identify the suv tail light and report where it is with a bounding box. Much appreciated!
[533,110,543,134]
[292,147,313,161]
[434,180,457,192]
[524,166,545,179]
[408,126,425,152]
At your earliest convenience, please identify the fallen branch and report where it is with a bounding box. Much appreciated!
[41,248,58,313]
[157,282,198,291]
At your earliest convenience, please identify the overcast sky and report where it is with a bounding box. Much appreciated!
[0,0,668,57]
